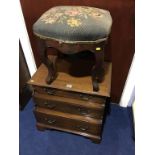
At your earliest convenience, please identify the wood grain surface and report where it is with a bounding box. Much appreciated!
[28,62,112,97]
[33,92,105,119]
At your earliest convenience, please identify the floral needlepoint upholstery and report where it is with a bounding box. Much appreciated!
[33,6,112,43]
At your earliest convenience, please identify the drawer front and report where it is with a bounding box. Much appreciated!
[33,93,105,119]
[34,108,102,135]
[34,86,106,104]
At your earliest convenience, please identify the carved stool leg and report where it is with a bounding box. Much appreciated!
[37,39,57,84]
[92,50,104,92]
[45,55,57,84]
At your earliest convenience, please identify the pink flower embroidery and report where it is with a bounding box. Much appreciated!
[65,10,80,16]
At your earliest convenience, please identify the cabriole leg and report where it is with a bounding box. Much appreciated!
[37,38,57,84]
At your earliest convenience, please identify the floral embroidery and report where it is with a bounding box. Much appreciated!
[91,12,102,18]
[65,9,81,16]
[40,6,105,27]
[67,18,82,27]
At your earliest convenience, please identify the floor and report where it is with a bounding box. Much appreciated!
[19,99,135,155]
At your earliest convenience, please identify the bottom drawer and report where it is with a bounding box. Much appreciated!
[34,107,102,136]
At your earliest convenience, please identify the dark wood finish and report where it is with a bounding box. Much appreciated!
[33,92,105,119]
[46,39,106,55]
[34,107,102,135]
[28,62,112,97]
[37,39,58,84]
[36,122,101,142]
[34,86,106,104]
[37,38,106,92]
[20,0,135,102]
[92,49,105,91]
[28,62,112,143]
[19,41,32,110]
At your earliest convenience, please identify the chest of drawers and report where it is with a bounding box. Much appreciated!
[28,62,112,143]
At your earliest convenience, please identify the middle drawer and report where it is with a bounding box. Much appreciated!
[33,92,105,119]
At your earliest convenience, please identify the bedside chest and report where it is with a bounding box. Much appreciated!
[28,62,112,143]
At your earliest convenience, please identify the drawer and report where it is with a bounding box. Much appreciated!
[33,86,106,104]
[34,107,102,135]
[33,92,105,119]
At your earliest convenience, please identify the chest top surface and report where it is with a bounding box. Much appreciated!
[28,62,112,97]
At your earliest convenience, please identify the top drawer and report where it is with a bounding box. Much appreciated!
[33,86,106,104]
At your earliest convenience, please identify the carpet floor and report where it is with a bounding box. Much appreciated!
[19,99,135,155]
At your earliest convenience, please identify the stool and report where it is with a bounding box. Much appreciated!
[33,6,112,91]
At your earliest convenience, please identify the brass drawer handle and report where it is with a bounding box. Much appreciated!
[44,102,48,105]
[77,125,89,131]
[44,102,56,109]
[44,88,56,95]
[47,104,56,109]
[79,94,90,101]
[78,108,89,115]
[47,119,56,124]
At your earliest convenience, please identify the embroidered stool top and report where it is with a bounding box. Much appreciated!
[33,6,112,43]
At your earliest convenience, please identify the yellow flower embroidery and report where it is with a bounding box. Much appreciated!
[67,18,82,27]
[44,18,56,24]
[40,7,104,25]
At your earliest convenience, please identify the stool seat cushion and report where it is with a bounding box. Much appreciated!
[33,6,112,43]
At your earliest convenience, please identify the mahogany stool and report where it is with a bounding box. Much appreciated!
[33,6,112,91]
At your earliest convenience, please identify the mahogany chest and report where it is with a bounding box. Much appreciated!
[28,62,112,143]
